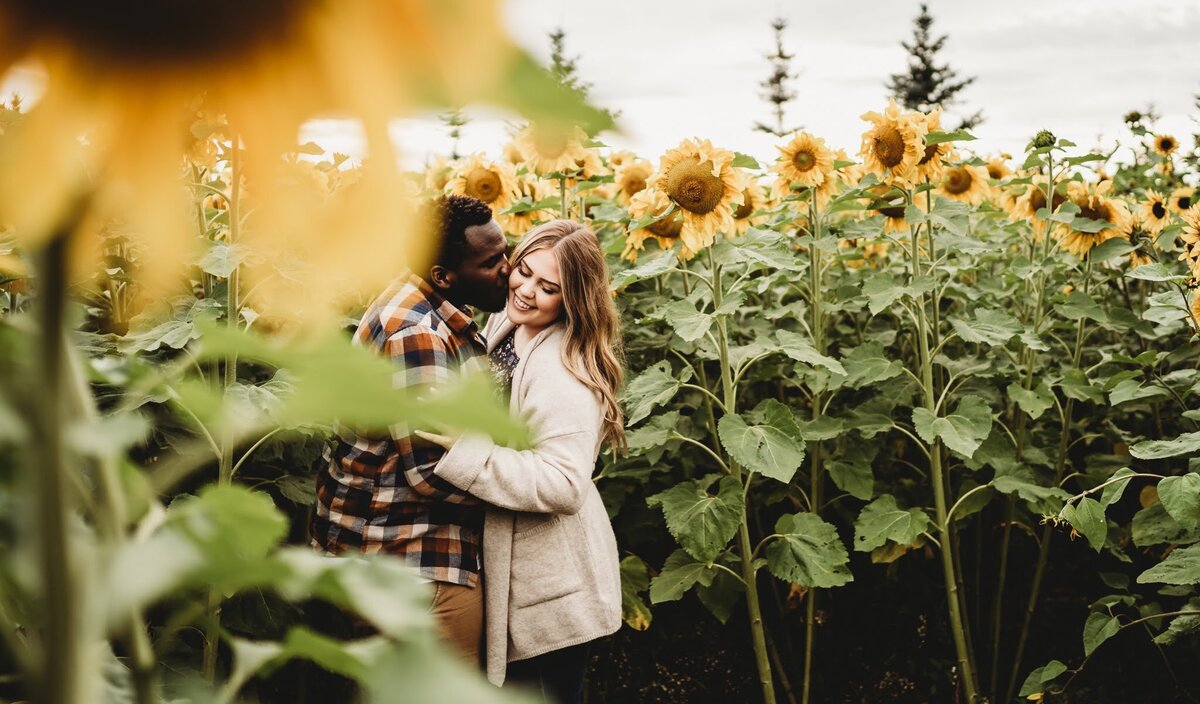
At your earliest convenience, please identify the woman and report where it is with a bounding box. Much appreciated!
[418,219,625,702]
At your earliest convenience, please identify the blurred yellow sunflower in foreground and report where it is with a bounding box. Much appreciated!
[859,99,928,187]
[1140,191,1171,234]
[772,131,835,191]
[445,153,519,211]
[0,0,524,323]
[1169,186,1195,214]
[649,138,746,252]
[935,164,989,206]
[622,187,682,261]
[1153,134,1178,157]
[515,123,590,176]
[1057,181,1131,258]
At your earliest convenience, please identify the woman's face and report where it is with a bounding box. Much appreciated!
[507,247,563,331]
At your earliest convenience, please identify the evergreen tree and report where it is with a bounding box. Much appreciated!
[438,108,469,160]
[887,4,982,130]
[547,28,619,126]
[754,18,801,138]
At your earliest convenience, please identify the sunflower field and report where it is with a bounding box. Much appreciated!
[1,2,1200,704]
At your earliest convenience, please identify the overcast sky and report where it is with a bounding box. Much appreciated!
[310,0,1200,173]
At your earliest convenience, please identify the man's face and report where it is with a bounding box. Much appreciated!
[446,219,510,312]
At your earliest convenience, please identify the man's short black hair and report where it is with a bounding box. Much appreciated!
[428,194,493,270]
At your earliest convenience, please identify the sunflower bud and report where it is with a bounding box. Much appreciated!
[1030,130,1056,150]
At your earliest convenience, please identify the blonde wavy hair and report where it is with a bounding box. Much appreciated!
[510,219,626,451]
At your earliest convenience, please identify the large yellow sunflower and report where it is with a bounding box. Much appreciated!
[1140,191,1171,235]
[615,159,654,204]
[496,175,549,238]
[444,153,519,211]
[914,109,951,183]
[858,99,928,187]
[1153,134,1179,157]
[1058,180,1132,258]
[515,123,590,176]
[772,131,835,191]
[935,164,989,206]
[1169,186,1195,214]
[648,138,746,251]
[623,187,682,261]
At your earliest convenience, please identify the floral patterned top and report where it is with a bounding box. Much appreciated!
[489,328,520,396]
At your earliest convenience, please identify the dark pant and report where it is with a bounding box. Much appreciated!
[504,641,592,704]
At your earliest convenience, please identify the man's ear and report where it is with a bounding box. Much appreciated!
[429,263,456,291]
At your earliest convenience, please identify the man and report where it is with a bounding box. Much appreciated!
[312,194,509,664]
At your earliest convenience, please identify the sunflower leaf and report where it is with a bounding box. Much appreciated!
[1008,382,1053,420]
[661,300,713,343]
[649,549,718,604]
[1082,612,1121,657]
[718,402,806,483]
[911,396,992,459]
[1126,262,1190,283]
[951,308,1022,347]
[1130,431,1200,460]
[1158,474,1200,531]
[925,130,976,146]
[775,330,846,375]
[1060,497,1108,551]
[1137,543,1200,586]
[732,152,760,169]
[765,513,853,588]
[647,475,743,563]
[622,360,691,425]
[1018,660,1068,698]
[853,495,930,553]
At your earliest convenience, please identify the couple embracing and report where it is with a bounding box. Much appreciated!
[312,194,624,703]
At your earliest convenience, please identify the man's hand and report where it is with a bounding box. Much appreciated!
[413,429,458,449]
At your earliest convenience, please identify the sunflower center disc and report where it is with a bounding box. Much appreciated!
[792,151,816,172]
[944,168,972,195]
[666,157,724,215]
[874,126,907,168]
[1152,202,1167,219]
[466,168,501,202]
[733,190,754,219]
[622,178,647,198]
[648,212,683,239]
[919,144,940,166]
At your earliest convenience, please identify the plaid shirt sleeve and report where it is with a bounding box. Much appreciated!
[384,324,478,504]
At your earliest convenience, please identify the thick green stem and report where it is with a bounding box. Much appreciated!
[911,217,980,703]
[711,250,776,704]
[33,232,84,704]
[559,176,569,219]
[802,201,823,704]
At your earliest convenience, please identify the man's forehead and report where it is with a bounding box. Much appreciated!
[464,220,506,253]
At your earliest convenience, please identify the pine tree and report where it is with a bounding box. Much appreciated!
[887,4,982,130]
[754,18,801,138]
[547,28,619,126]
[438,108,469,160]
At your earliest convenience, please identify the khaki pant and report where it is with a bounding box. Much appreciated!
[430,579,484,668]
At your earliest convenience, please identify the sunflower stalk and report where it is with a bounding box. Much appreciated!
[907,193,981,703]
[801,196,824,704]
[708,248,777,704]
[1004,252,1093,704]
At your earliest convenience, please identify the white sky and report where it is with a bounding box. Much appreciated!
[4,1,1198,173]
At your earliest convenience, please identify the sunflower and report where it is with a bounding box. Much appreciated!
[732,176,767,235]
[1121,215,1156,268]
[772,131,835,192]
[423,155,453,193]
[1169,186,1195,214]
[1179,208,1200,282]
[1191,292,1200,333]
[838,238,890,269]
[648,138,746,251]
[1057,180,1132,258]
[858,99,928,186]
[1010,176,1067,241]
[501,140,525,165]
[935,164,989,206]
[515,122,590,176]
[444,153,519,211]
[914,109,951,183]
[1140,191,1171,235]
[615,159,653,204]
[865,185,910,234]
[985,155,1012,181]
[623,187,682,261]
[608,150,637,169]
[496,174,548,238]
[1153,134,1179,157]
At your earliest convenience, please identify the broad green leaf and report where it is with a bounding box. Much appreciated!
[827,445,876,501]
[839,342,902,388]
[1126,262,1190,283]
[776,330,846,375]
[1153,600,1200,645]
[1108,378,1169,406]
[765,513,853,588]
[623,360,691,425]
[1007,382,1053,420]
[796,416,845,441]
[991,465,1070,514]
[67,413,151,457]
[647,475,743,562]
[619,556,653,631]
[610,248,677,289]
[626,411,681,453]
[1061,497,1107,551]
[925,129,976,145]
[732,152,760,169]
[199,241,244,278]
[1018,660,1068,698]
[950,308,1021,347]
[862,274,916,316]
[1082,612,1121,656]
[718,401,806,483]
[1137,543,1200,585]
[649,549,717,603]
[696,555,745,624]
[911,395,992,459]
[1059,368,1104,403]
[1100,468,1136,508]
[1055,291,1106,323]
[1132,501,1200,547]
[1159,474,1200,531]
[853,495,930,553]
[1130,432,1200,460]
[662,299,713,343]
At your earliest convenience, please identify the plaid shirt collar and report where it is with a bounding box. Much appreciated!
[406,273,481,341]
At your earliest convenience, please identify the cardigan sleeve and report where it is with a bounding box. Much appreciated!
[431,344,601,515]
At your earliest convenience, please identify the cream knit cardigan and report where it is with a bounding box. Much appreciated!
[431,312,622,685]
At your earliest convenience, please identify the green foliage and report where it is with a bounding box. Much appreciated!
[853,495,930,553]
[912,395,992,459]
[764,513,853,588]
[647,475,743,563]
[717,400,807,483]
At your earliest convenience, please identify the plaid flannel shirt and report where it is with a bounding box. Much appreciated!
[312,274,487,586]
